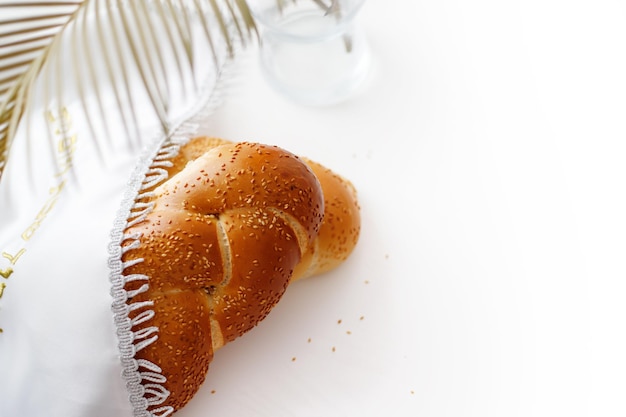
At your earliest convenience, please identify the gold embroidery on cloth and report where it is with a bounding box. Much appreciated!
[2,249,25,265]
[0,107,76,333]
[0,267,13,279]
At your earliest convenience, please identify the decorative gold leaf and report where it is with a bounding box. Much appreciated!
[0,0,258,182]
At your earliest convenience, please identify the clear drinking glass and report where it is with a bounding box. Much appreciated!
[249,0,370,106]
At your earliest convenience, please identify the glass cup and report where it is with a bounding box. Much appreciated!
[249,0,371,106]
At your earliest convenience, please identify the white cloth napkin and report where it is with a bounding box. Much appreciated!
[0,59,225,416]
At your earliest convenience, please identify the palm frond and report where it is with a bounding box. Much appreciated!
[0,0,258,182]
[0,1,79,178]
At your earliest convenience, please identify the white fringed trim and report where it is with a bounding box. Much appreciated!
[108,45,238,416]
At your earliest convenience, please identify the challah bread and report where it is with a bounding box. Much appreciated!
[121,139,360,413]
[167,136,361,281]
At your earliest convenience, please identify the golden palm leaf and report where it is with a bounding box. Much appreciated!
[0,0,257,181]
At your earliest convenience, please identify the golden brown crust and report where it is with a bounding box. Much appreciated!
[166,137,230,176]
[121,138,360,413]
[292,158,361,280]
[128,290,214,411]
[167,137,362,281]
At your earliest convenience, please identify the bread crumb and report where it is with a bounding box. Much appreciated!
[332,346,336,352]
[410,390,415,395]
[337,319,342,324]
[211,390,216,394]
[364,280,370,284]
[359,316,365,321]
[307,337,312,343]
[292,357,296,362]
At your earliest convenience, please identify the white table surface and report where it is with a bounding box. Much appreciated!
[181,1,626,416]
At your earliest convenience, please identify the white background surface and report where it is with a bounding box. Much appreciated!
[182,1,626,416]
[1,1,625,416]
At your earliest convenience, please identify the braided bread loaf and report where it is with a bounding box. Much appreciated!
[121,139,360,412]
